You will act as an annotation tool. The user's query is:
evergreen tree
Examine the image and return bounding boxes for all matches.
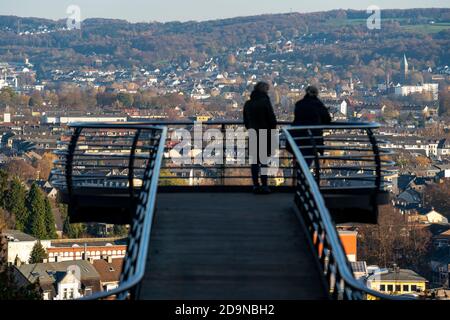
[61,205,85,239]
[63,215,85,239]
[63,215,73,238]
[0,169,9,207]
[113,224,128,236]
[4,178,28,232]
[28,241,48,264]
[26,184,47,239]
[43,198,57,239]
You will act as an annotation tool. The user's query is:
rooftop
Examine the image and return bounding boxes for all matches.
[50,237,127,248]
[16,260,100,284]
[368,269,428,283]
[3,229,37,242]
[93,258,123,283]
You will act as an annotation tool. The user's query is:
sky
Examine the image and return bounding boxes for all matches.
[0,0,449,22]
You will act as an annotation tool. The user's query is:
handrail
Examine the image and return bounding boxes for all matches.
[52,122,167,300]
[67,120,380,128]
[148,120,395,192]
[86,127,167,300]
[84,125,166,300]
[283,126,412,300]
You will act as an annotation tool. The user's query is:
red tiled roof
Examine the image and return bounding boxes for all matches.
[92,258,123,283]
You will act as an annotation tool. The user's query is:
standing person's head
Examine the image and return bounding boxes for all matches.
[253,81,270,94]
[305,85,319,98]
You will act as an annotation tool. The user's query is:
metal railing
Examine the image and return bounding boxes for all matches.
[283,124,411,300]
[157,120,290,187]
[54,120,395,191]
[51,123,167,300]
[285,122,395,191]
[154,120,394,193]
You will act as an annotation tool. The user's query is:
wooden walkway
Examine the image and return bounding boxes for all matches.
[139,192,327,300]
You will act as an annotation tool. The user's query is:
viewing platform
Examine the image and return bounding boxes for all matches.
[51,121,402,300]
[142,192,326,299]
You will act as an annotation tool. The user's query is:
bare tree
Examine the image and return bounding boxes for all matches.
[358,204,431,275]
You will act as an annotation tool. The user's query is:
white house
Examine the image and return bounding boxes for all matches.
[3,230,51,265]
[424,209,449,225]
[438,139,450,158]
[394,83,439,100]
[340,100,348,117]
[54,270,82,300]
[13,260,101,300]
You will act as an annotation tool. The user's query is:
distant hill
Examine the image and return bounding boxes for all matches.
[0,8,448,72]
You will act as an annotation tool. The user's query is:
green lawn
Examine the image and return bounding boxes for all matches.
[401,23,450,34]
[326,18,450,34]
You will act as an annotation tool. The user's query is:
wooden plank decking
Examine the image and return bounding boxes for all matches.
[139,192,327,300]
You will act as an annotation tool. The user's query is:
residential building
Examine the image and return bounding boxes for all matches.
[13,260,102,300]
[338,230,358,262]
[2,230,126,265]
[430,248,450,288]
[423,209,449,225]
[366,267,428,296]
[2,230,51,265]
[394,83,439,100]
[41,115,127,125]
[92,257,123,292]
[47,238,127,263]
[433,229,450,248]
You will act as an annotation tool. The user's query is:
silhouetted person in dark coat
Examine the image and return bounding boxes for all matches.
[244,82,277,194]
[292,86,331,166]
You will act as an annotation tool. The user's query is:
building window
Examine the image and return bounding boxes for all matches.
[395,285,401,292]
[63,288,68,299]
[69,288,74,299]
[85,288,92,296]
[403,285,409,292]
[387,285,393,292]
[411,285,418,292]
[380,285,386,291]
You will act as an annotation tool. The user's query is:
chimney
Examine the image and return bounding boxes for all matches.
[392,263,400,273]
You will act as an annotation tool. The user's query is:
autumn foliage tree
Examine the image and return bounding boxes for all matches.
[33,153,57,180]
[4,159,37,182]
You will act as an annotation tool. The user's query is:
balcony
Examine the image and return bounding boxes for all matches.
[51,120,404,300]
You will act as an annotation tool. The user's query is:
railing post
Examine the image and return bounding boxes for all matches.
[221,123,226,186]
[128,129,142,199]
[66,127,82,200]
[307,129,321,185]
[367,128,381,214]
[367,128,381,190]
